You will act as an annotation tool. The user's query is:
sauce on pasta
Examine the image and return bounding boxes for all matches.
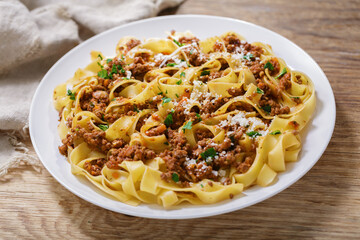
[53,31,316,207]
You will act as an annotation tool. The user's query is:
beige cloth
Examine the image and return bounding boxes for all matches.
[0,0,183,176]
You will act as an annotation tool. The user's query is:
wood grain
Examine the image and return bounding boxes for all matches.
[1,0,360,239]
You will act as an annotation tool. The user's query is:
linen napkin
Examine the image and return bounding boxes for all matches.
[0,0,183,176]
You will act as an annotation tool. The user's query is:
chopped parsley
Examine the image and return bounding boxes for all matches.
[200,148,217,159]
[167,63,176,67]
[182,121,193,132]
[111,98,116,101]
[246,131,262,138]
[133,105,140,113]
[173,39,184,47]
[180,72,185,78]
[175,93,179,98]
[172,172,179,182]
[200,70,210,76]
[164,113,173,127]
[97,54,103,60]
[98,124,109,131]
[243,53,254,60]
[176,79,182,85]
[97,62,103,68]
[106,59,112,64]
[162,97,172,105]
[270,130,281,135]
[157,91,163,95]
[200,184,204,188]
[275,68,287,79]
[66,89,76,100]
[189,49,194,55]
[262,105,271,114]
[196,113,202,121]
[97,69,109,79]
[291,96,300,99]
[121,54,125,60]
[256,87,264,94]
[164,142,169,145]
[264,61,274,70]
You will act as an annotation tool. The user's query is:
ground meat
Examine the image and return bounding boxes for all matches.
[201,97,230,114]
[146,124,167,136]
[106,142,156,168]
[236,156,254,173]
[278,72,292,90]
[268,58,280,75]
[198,71,222,82]
[58,144,68,156]
[126,39,141,51]
[223,35,241,53]
[227,101,255,112]
[227,87,245,97]
[213,41,225,52]
[165,129,191,152]
[259,96,290,116]
[249,61,265,79]
[80,124,113,152]
[127,56,153,80]
[184,47,208,66]
[178,36,200,45]
[84,158,106,176]
[195,129,213,141]
[80,86,109,119]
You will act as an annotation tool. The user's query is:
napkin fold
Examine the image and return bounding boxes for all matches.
[0,0,183,176]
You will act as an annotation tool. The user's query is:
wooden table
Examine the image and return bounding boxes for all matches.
[1,0,359,239]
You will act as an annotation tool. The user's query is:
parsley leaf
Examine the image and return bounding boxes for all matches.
[291,96,300,99]
[200,148,217,159]
[164,142,169,145]
[172,172,179,182]
[261,105,271,113]
[97,69,109,79]
[270,130,281,135]
[66,89,76,100]
[97,54,103,60]
[167,63,176,67]
[176,79,182,85]
[106,59,112,64]
[243,53,254,60]
[121,54,125,60]
[175,93,179,98]
[180,72,185,78]
[111,98,116,101]
[264,61,274,70]
[162,97,171,105]
[182,121,193,132]
[97,62,103,68]
[246,131,262,137]
[196,113,202,121]
[256,87,264,94]
[200,70,210,76]
[200,184,204,188]
[275,68,287,79]
[164,113,173,127]
[189,49,194,55]
[173,39,184,47]
[133,105,140,113]
[98,124,109,131]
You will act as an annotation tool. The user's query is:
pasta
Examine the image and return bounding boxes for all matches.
[53,31,316,207]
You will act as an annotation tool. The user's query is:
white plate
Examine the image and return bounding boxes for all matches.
[29,15,336,219]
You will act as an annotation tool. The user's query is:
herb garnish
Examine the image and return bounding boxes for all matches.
[172,172,179,182]
[256,87,264,94]
[176,79,182,85]
[97,54,103,60]
[173,39,184,47]
[200,148,217,159]
[264,61,274,70]
[133,105,140,113]
[243,53,254,61]
[275,68,287,79]
[196,113,202,121]
[98,124,109,131]
[182,121,193,132]
[261,105,271,113]
[97,69,109,79]
[66,89,76,100]
[180,72,185,78]
[270,130,281,135]
[246,131,262,137]
[164,113,173,127]
[162,97,172,105]
[175,93,179,98]
[106,59,112,64]
[200,70,210,76]
[167,63,176,67]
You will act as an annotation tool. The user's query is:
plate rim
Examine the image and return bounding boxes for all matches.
[29,14,336,219]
